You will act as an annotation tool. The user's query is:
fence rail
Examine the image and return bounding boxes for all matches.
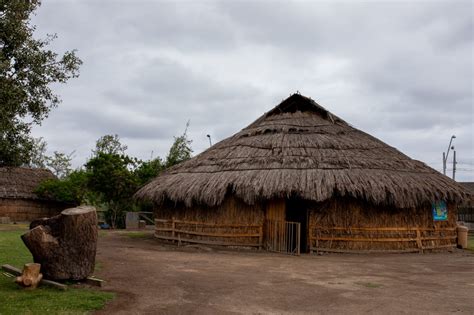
[155,218,263,248]
[309,226,457,254]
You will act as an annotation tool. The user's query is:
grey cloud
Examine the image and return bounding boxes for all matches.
[29,0,473,180]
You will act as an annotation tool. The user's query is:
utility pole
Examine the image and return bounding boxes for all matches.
[443,135,456,175]
[452,149,456,180]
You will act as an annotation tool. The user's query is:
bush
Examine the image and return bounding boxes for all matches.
[36,170,89,205]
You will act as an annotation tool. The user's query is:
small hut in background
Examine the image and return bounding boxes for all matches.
[0,167,67,223]
[136,94,467,254]
[458,182,474,226]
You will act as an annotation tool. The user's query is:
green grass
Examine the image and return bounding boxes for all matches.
[98,230,109,237]
[468,235,474,251]
[0,228,114,315]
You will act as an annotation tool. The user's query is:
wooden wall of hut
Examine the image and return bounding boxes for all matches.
[266,199,285,221]
[0,199,66,222]
[308,197,458,253]
[154,196,265,248]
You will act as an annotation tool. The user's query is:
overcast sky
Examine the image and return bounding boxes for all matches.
[31,0,473,181]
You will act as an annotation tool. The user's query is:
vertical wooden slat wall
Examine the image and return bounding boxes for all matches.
[266,199,286,221]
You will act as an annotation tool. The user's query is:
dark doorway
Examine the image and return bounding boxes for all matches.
[286,198,309,253]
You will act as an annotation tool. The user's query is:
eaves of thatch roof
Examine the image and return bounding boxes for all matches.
[459,182,474,205]
[135,94,468,208]
[0,167,56,200]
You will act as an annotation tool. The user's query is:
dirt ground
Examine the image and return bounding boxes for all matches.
[95,231,474,315]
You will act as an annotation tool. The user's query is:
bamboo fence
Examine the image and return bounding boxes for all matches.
[309,225,457,253]
[155,218,263,248]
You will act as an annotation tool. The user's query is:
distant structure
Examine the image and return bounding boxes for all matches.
[458,182,474,224]
[136,93,468,254]
[0,167,67,222]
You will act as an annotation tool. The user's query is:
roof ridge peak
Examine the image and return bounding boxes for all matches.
[262,93,347,125]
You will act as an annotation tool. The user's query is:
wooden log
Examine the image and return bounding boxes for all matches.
[21,206,98,281]
[1,264,22,276]
[15,263,43,289]
[85,276,105,287]
[2,264,67,290]
[41,278,68,291]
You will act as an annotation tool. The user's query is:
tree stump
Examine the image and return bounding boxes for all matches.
[15,263,43,289]
[21,206,98,281]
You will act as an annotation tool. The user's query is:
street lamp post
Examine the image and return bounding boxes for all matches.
[206,134,212,147]
[442,135,456,176]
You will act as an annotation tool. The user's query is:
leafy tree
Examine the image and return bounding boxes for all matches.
[35,170,89,205]
[28,137,73,178]
[0,0,82,166]
[165,121,193,168]
[35,129,195,228]
[46,150,73,179]
[85,153,139,228]
[28,137,48,168]
[93,134,128,156]
[134,157,163,185]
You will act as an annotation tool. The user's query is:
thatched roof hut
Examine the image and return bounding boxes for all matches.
[0,167,55,199]
[0,167,66,222]
[137,94,467,253]
[137,94,465,207]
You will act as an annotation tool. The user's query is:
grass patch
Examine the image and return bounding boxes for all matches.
[0,229,114,314]
[355,281,383,289]
[467,235,474,252]
[98,230,109,237]
[121,231,153,239]
[0,223,30,232]
[0,230,32,267]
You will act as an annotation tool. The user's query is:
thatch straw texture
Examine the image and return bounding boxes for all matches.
[459,182,474,206]
[0,167,56,200]
[136,94,467,208]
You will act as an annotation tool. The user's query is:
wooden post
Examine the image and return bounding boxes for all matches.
[258,225,263,250]
[316,230,320,255]
[3,264,67,290]
[171,217,175,242]
[416,228,423,253]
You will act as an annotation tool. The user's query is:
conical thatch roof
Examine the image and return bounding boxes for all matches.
[136,94,467,208]
[0,167,56,200]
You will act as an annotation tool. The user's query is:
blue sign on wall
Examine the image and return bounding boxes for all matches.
[432,201,448,221]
